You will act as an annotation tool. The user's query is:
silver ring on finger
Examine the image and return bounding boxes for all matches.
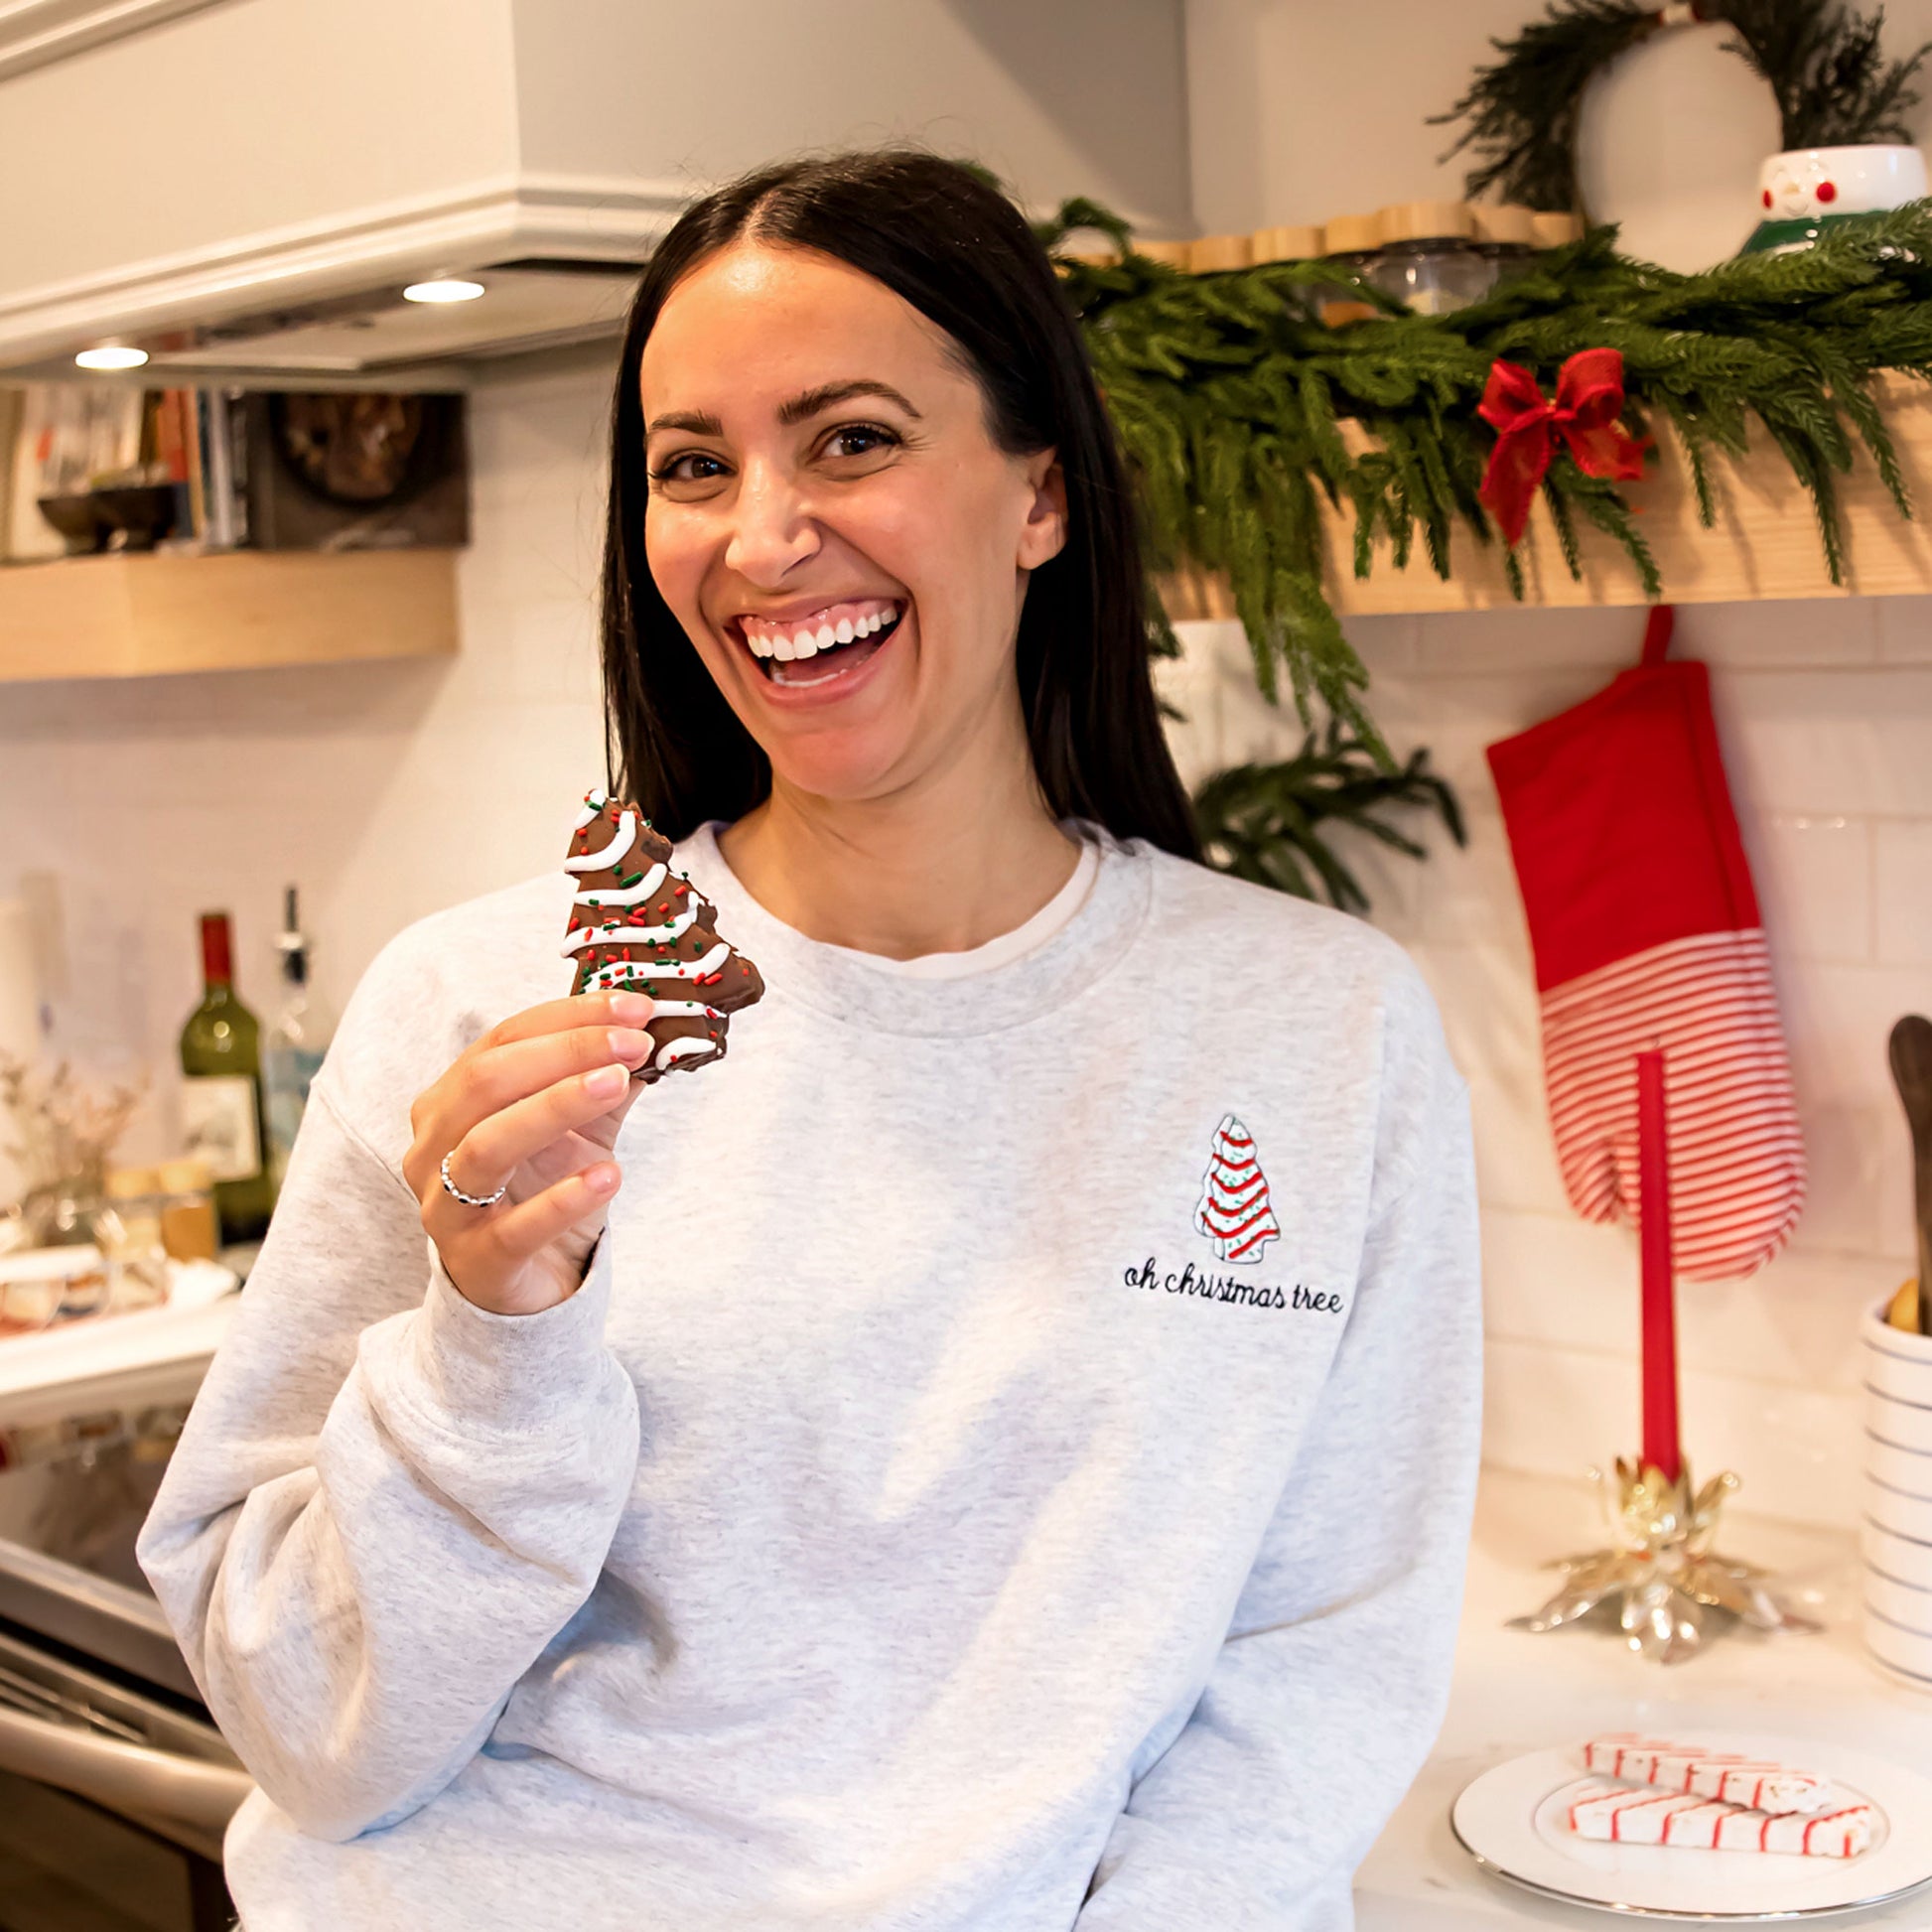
[440,1150,508,1209]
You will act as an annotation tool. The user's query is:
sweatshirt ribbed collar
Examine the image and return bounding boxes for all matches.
[678,821,1152,1039]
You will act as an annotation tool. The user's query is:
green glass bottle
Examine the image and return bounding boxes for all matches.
[178,911,275,1244]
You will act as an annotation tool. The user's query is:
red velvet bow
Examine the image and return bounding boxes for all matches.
[1477,347,1647,547]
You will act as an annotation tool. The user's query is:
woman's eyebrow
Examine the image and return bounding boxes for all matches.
[644,381,922,441]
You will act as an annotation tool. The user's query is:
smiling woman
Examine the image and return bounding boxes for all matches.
[600,150,1198,956]
[136,149,1482,1932]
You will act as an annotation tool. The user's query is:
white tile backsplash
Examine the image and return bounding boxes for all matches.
[1875,820,1932,966]
[1749,814,1873,965]
[4,360,1926,1533]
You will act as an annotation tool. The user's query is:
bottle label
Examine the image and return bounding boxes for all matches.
[180,1074,262,1182]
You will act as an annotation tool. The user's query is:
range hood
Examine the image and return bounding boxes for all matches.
[0,0,1193,388]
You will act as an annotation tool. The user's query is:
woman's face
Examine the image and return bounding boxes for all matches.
[638,243,1065,805]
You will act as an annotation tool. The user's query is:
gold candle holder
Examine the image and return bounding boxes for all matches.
[1511,1457,1817,1664]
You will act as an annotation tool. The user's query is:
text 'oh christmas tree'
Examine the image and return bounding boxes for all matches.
[1194,1115,1280,1264]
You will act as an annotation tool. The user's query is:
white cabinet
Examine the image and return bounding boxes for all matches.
[0,0,1193,375]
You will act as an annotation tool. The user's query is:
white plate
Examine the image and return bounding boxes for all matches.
[1452,1735,1932,1920]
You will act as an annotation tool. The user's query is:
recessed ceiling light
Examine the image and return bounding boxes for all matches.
[74,345,149,370]
[402,278,485,305]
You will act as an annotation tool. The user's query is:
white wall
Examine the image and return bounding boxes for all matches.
[1,352,616,1137]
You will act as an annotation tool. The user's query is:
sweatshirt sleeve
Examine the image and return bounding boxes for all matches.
[136,954,640,1843]
[1075,984,1482,1932]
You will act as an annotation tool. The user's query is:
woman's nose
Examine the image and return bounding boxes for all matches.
[724,460,819,582]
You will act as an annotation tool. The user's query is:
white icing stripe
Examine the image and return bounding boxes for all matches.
[655,1036,718,1069]
[576,863,667,906]
[573,788,610,829]
[581,961,648,991]
[642,1000,718,1021]
[562,920,656,957]
[621,941,731,981]
[564,810,635,872]
[560,907,700,960]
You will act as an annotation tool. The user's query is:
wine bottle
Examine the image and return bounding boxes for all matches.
[263,886,334,1191]
[178,911,275,1244]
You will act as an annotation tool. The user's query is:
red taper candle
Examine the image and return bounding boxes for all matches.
[1636,1048,1682,1483]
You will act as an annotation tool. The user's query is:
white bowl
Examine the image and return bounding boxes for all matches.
[1870,1388,1932,1454]
[1863,1299,1932,1689]
[1867,1433,1932,1500]
[1868,1477,1932,1543]
[1864,1517,1932,1590]
[1865,1608,1932,1694]
[1863,1299,1932,1397]
[1758,143,1929,221]
[1866,1566,1932,1635]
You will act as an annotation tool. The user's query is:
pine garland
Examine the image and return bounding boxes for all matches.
[1193,726,1465,910]
[1046,200,1932,759]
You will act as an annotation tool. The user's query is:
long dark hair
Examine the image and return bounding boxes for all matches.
[599,148,1199,861]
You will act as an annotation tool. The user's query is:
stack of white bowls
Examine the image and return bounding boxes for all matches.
[1863,1294,1932,1691]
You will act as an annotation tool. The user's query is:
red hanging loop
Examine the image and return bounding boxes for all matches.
[1640,603,1675,667]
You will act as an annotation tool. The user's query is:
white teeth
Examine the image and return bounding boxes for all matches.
[744,604,899,667]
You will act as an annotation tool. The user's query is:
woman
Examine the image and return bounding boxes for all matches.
[140,150,1481,1932]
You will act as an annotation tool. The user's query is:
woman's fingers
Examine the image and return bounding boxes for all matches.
[480,988,655,1048]
[407,1021,654,1187]
[445,1061,634,1200]
[442,1164,622,1295]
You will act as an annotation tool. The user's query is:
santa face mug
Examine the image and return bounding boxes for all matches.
[1743,143,1928,254]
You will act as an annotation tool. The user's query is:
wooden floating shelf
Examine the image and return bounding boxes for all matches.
[0,547,460,681]
[1161,373,1932,621]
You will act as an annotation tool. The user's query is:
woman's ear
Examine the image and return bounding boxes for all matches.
[1017,449,1067,570]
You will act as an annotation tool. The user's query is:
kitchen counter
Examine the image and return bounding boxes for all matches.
[1358,1467,1931,1929]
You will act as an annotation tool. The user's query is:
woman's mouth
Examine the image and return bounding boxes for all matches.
[735,597,904,689]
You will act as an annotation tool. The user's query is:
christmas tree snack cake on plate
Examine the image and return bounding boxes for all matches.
[1569,1736,1872,1860]
[562,788,763,1082]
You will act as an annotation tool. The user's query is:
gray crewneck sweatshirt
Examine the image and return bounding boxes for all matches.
[138,826,1480,1932]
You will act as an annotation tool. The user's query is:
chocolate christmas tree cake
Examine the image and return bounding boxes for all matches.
[561,788,764,1082]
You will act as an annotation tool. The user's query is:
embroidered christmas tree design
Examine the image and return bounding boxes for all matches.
[1194,1115,1280,1264]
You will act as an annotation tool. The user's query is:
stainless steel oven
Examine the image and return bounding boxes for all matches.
[0,1352,250,1932]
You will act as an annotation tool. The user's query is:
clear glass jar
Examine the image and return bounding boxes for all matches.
[157,1157,219,1263]
[1472,204,1540,287]
[1366,202,1495,316]
[102,1164,171,1308]
[1314,213,1383,327]
[1249,223,1328,321]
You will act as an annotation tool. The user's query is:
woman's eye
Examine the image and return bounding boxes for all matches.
[656,450,730,483]
[644,425,893,490]
[822,423,899,461]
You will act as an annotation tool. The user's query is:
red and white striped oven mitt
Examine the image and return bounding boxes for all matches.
[1485,609,1805,1281]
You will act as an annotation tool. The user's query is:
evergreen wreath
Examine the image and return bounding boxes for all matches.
[1436,0,1932,213]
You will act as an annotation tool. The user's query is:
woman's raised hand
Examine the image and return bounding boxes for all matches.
[403,990,656,1316]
